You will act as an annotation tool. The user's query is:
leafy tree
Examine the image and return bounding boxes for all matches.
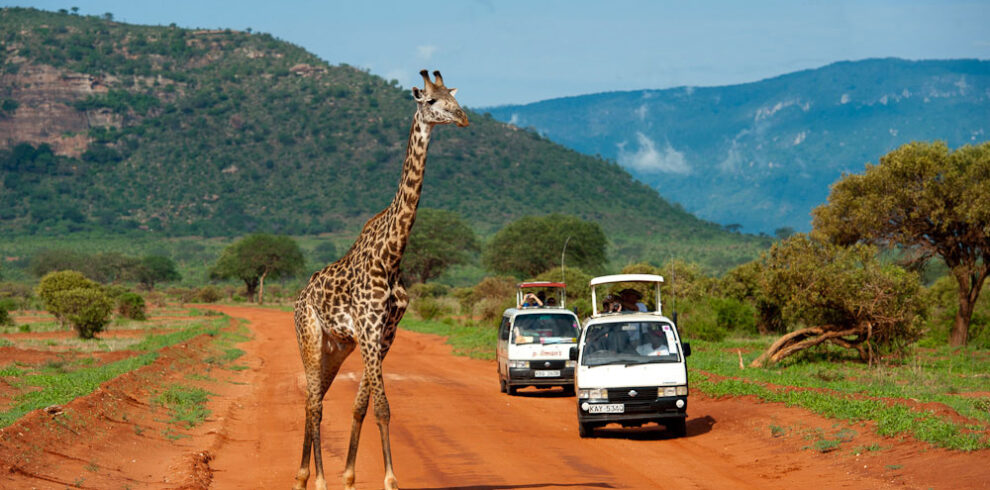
[774,227,796,240]
[134,255,181,290]
[311,241,339,266]
[749,235,923,367]
[404,209,479,284]
[90,252,140,284]
[29,249,90,278]
[483,214,607,278]
[210,234,304,304]
[36,270,114,337]
[50,287,114,339]
[812,141,990,346]
[36,270,98,327]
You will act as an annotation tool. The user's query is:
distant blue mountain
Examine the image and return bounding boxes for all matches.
[484,58,990,233]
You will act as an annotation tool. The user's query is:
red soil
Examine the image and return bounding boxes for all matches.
[0,305,986,489]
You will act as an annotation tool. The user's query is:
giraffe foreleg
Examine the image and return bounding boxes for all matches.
[372,364,398,490]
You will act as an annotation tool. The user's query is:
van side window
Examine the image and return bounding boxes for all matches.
[499,317,511,340]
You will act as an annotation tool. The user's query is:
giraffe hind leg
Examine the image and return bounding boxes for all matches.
[295,305,353,490]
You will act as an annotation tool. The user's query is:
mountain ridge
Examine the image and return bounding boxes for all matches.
[0,7,768,272]
[484,57,990,233]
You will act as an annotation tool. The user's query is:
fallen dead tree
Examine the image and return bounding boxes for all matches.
[749,235,923,367]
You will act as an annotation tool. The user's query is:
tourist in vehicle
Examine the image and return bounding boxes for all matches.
[635,329,670,356]
[602,294,621,313]
[619,289,647,312]
[521,292,544,307]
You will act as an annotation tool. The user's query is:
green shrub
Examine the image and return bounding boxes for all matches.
[50,288,115,339]
[413,297,445,320]
[36,270,99,326]
[196,285,222,303]
[409,282,450,300]
[711,296,757,334]
[0,298,15,326]
[117,292,147,320]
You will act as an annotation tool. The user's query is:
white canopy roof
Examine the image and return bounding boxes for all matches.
[589,274,664,287]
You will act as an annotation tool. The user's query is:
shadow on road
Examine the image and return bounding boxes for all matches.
[591,414,717,440]
[405,483,615,490]
[510,388,573,398]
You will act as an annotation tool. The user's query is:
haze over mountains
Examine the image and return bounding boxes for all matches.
[485,59,990,233]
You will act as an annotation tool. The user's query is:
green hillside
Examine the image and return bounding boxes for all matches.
[0,8,767,273]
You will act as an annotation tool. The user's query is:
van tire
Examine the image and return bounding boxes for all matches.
[507,385,518,396]
[667,418,687,437]
[578,422,594,438]
[499,378,507,393]
[561,385,575,396]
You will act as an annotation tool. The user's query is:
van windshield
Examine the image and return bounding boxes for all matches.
[512,314,580,345]
[581,321,680,366]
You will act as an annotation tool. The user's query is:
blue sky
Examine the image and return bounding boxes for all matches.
[4,1,989,107]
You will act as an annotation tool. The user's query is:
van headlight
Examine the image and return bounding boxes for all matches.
[508,360,530,369]
[578,388,607,400]
[661,385,689,396]
[565,360,577,368]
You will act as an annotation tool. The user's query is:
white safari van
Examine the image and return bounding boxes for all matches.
[496,282,581,396]
[570,274,691,437]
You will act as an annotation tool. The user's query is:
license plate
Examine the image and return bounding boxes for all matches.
[534,370,560,377]
[589,403,624,414]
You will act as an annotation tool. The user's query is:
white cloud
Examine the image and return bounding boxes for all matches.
[416,45,438,60]
[840,93,850,104]
[793,131,807,145]
[617,132,690,175]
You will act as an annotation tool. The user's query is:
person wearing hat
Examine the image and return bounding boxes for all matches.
[619,288,647,312]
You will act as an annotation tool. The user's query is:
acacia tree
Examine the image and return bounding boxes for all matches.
[210,234,304,304]
[812,141,990,346]
[483,214,607,278]
[403,209,479,284]
[133,255,181,290]
[749,235,923,367]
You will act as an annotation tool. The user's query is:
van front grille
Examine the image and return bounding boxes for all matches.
[607,387,658,402]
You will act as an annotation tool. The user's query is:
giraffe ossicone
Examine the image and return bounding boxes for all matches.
[292,70,468,490]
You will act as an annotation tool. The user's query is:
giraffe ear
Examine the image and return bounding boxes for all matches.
[412,86,425,102]
[448,88,458,97]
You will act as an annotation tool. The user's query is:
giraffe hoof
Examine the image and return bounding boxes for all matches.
[385,475,399,490]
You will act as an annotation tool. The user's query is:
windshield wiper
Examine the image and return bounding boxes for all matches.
[623,358,666,366]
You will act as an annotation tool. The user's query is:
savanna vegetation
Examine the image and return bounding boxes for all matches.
[0,7,986,453]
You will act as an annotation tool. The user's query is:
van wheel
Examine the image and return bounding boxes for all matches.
[578,422,594,438]
[561,385,575,396]
[507,385,518,396]
[499,378,507,393]
[667,418,687,437]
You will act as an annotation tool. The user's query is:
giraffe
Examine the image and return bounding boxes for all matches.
[292,70,468,490]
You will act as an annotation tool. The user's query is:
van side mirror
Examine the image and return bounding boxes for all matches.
[682,342,691,357]
[569,346,578,361]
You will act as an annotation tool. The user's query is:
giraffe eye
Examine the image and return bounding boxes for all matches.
[427,99,437,105]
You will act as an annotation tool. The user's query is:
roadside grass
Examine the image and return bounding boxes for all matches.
[394,314,989,451]
[153,384,211,429]
[688,337,990,451]
[399,317,497,360]
[0,312,232,429]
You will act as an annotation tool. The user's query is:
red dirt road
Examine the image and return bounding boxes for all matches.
[2,305,987,489]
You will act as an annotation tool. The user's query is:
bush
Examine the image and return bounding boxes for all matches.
[117,292,147,320]
[413,296,445,320]
[196,285,222,303]
[36,270,99,327]
[50,288,114,338]
[710,296,757,334]
[0,298,15,326]
[409,282,450,300]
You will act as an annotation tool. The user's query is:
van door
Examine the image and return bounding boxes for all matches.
[497,315,511,377]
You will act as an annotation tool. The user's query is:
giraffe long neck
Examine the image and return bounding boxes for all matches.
[381,111,432,266]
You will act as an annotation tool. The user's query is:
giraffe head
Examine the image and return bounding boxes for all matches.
[411,70,469,127]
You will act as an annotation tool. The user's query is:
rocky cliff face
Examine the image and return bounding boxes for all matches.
[0,63,117,157]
